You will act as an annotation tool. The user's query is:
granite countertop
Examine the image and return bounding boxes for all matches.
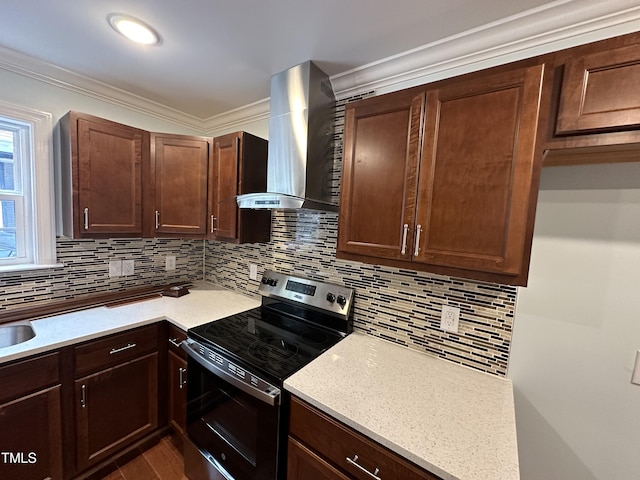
[0,281,260,364]
[284,332,519,480]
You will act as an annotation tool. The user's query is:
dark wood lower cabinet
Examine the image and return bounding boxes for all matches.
[288,437,351,480]
[0,385,63,480]
[288,396,440,480]
[74,352,159,471]
[167,350,187,435]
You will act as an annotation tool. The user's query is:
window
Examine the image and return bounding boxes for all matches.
[0,102,56,271]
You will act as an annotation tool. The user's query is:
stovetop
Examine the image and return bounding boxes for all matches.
[188,303,346,384]
[187,270,355,385]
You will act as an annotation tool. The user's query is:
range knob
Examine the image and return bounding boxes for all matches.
[267,278,278,287]
[261,276,268,284]
[326,292,336,303]
[336,295,347,308]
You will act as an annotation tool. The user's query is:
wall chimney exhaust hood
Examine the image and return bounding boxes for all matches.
[236,61,337,212]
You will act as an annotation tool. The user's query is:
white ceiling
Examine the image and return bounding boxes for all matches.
[0,0,561,120]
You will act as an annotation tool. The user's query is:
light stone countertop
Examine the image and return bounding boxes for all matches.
[0,281,260,365]
[284,332,519,480]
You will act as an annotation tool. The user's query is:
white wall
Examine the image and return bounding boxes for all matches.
[508,162,640,480]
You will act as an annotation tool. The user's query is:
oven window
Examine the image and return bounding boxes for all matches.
[202,384,258,465]
[186,356,280,480]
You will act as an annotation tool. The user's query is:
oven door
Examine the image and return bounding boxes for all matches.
[183,340,282,480]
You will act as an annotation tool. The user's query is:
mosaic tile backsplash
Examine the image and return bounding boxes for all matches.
[0,238,203,313]
[205,96,517,377]
[1,95,517,376]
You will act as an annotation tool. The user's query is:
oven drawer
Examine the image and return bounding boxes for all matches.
[75,324,158,376]
[289,396,440,480]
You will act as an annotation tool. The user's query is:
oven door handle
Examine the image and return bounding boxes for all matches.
[182,339,281,406]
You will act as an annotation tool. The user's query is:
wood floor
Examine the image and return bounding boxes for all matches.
[100,436,188,480]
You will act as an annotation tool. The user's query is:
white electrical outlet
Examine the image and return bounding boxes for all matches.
[440,305,460,333]
[109,260,122,278]
[122,260,135,276]
[166,256,176,271]
[249,263,258,280]
[632,350,640,386]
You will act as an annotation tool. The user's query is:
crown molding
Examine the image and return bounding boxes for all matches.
[330,0,640,98]
[0,44,205,131]
[200,97,270,136]
[0,0,639,132]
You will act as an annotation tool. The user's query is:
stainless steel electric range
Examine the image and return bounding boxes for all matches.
[182,270,354,480]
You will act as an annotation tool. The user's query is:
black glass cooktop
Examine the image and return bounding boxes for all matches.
[188,303,346,384]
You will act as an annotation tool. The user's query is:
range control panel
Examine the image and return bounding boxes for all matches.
[258,270,354,319]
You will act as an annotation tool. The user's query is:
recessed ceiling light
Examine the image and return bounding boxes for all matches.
[108,14,161,46]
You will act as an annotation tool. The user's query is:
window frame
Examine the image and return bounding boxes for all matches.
[0,101,57,272]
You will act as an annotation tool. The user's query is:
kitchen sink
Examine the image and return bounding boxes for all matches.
[0,324,35,348]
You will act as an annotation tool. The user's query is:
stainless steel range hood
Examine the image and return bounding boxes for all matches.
[236,61,337,212]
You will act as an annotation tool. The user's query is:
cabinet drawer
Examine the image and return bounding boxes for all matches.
[0,352,60,403]
[167,323,187,359]
[289,397,440,480]
[75,324,158,376]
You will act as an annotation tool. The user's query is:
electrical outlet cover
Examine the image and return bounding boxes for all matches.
[109,260,122,278]
[632,350,640,386]
[440,305,460,333]
[122,260,134,276]
[166,256,176,271]
[249,264,258,280]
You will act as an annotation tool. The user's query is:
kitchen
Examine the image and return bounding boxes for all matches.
[1,1,639,479]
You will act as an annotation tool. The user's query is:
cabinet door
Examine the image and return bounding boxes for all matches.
[209,133,240,240]
[75,114,147,236]
[288,437,351,480]
[0,386,63,480]
[152,134,210,236]
[75,353,158,470]
[414,64,545,278]
[556,44,640,135]
[168,350,187,435]
[337,90,424,260]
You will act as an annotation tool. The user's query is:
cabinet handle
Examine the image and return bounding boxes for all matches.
[400,224,409,255]
[169,338,183,348]
[83,208,89,230]
[81,384,87,408]
[179,367,187,389]
[155,210,160,229]
[414,224,422,257]
[109,343,137,355]
[346,455,381,480]
[210,215,216,233]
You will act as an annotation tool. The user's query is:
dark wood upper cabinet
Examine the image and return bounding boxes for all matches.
[338,63,547,286]
[60,111,149,238]
[208,131,271,243]
[149,134,211,237]
[337,90,424,260]
[556,43,640,135]
[415,64,545,277]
